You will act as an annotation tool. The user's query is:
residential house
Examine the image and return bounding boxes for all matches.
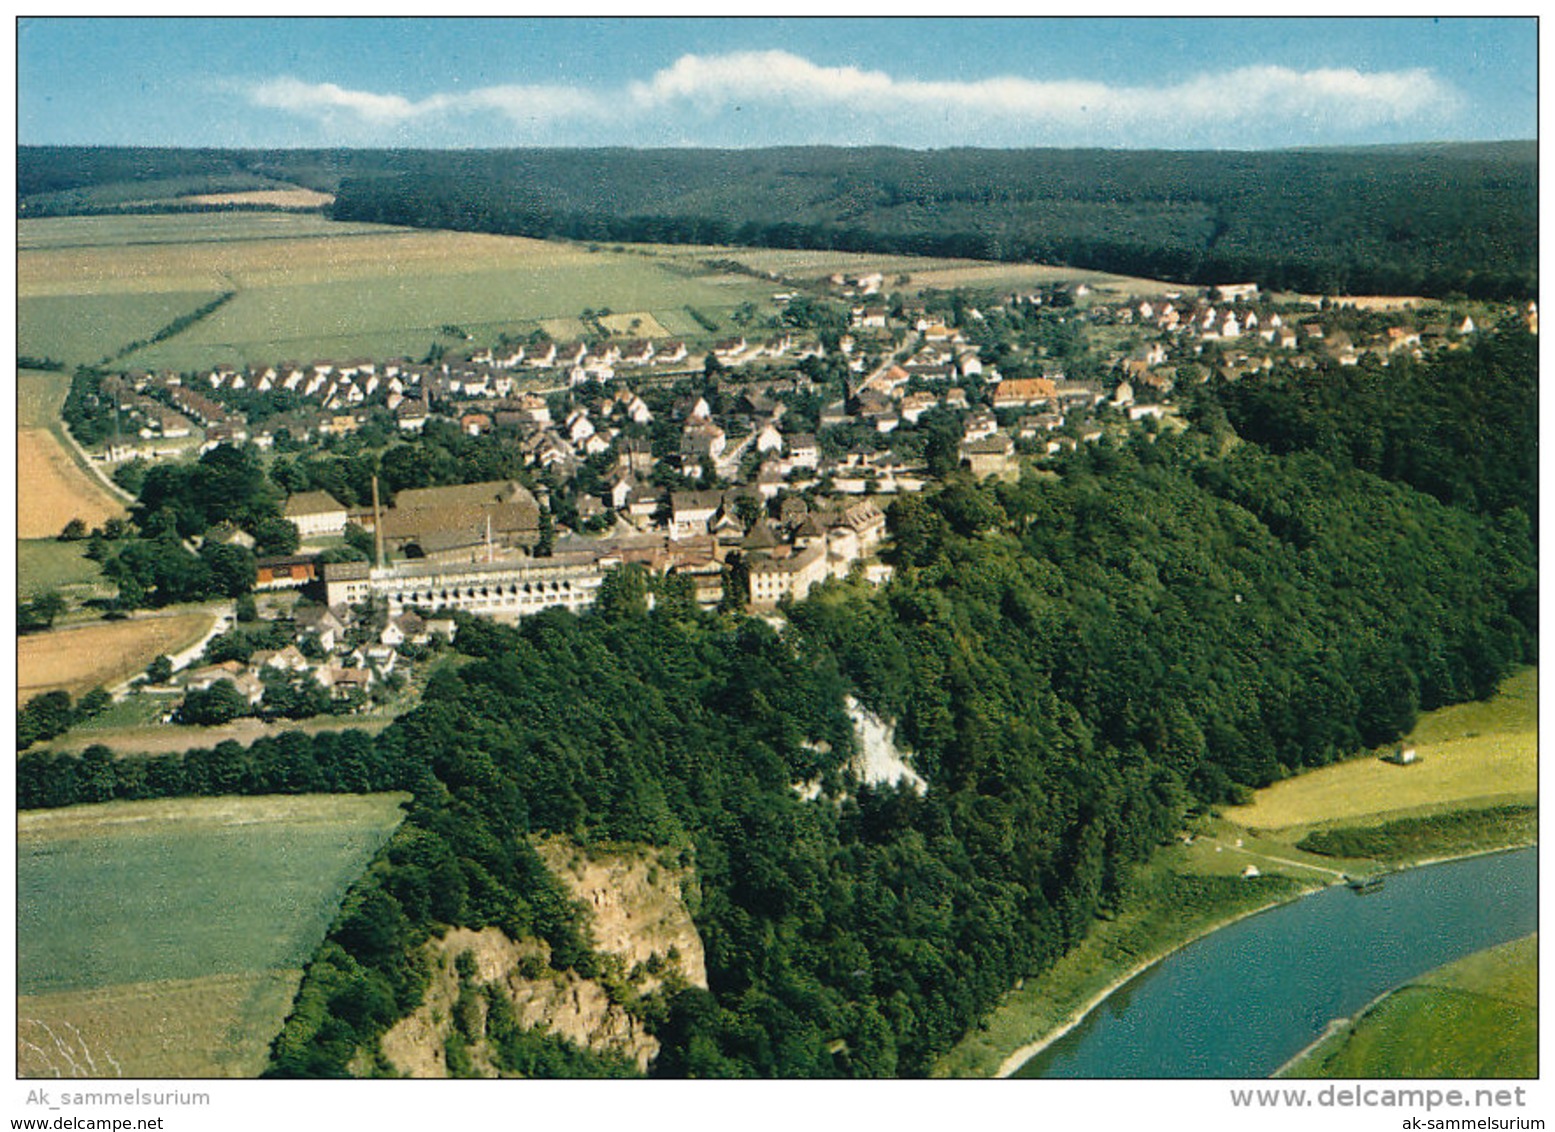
[992,378,1057,409]
[748,543,829,609]
[960,434,1017,480]
[669,490,724,541]
[279,491,348,544]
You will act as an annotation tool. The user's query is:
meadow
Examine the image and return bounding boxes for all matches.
[17,794,408,1077]
[1282,934,1537,1079]
[18,610,216,706]
[1225,667,1538,833]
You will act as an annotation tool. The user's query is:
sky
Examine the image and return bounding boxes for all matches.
[15,16,1539,151]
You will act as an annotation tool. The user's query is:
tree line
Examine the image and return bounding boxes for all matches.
[19,144,1537,300]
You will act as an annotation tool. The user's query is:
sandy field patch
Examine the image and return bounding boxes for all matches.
[17,429,127,538]
[17,792,410,841]
[18,610,215,706]
[539,316,589,340]
[179,189,335,209]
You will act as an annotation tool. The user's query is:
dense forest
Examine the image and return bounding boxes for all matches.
[19,330,1537,1077]
[18,143,1537,299]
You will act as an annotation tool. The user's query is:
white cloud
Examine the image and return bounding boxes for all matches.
[246,52,1461,146]
[250,78,445,123]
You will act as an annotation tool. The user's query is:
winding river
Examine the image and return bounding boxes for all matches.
[1015,846,1537,1078]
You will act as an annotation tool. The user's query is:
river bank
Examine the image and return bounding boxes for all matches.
[990,892,1306,1078]
[939,668,1538,1080]
[982,839,1530,1076]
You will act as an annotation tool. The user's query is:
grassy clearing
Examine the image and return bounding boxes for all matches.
[646,244,1186,297]
[18,609,215,706]
[599,310,671,337]
[1282,934,1537,1079]
[1225,669,1538,833]
[180,189,334,208]
[1295,805,1537,865]
[17,539,106,601]
[908,262,1183,296]
[17,793,407,1077]
[650,307,719,337]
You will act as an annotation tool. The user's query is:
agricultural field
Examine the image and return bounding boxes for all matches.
[18,794,408,1077]
[19,290,229,367]
[18,211,388,251]
[17,366,131,540]
[180,188,334,209]
[1282,934,1537,1078]
[18,213,783,374]
[17,429,128,538]
[17,609,216,706]
[44,709,401,757]
[1225,668,1538,833]
[18,367,71,427]
[645,244,1186,298]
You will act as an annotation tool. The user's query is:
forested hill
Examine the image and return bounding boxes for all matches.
[17,329,1537,1078]
[18,142,1537,300]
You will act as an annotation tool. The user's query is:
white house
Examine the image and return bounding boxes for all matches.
[284,491,349,539]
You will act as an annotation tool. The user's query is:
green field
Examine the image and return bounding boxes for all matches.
[18,211,391,250]
[18,794,407,1077]
[19,213,783,372]
[20,290,228,367]
[18,367,72,428]
[1226,668,1538,833]
[17,538,106,601]
[1283,935,1538,1078]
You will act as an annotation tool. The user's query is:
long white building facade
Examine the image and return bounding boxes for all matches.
[324,552,607,622]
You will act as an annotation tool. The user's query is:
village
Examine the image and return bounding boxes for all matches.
[74,275,1534,732]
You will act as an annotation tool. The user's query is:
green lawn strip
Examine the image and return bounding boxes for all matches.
[1294,805,1537,865]
[1281,935,1537,1079]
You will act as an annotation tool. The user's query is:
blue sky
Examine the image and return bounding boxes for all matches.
[16,17,1538,150]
